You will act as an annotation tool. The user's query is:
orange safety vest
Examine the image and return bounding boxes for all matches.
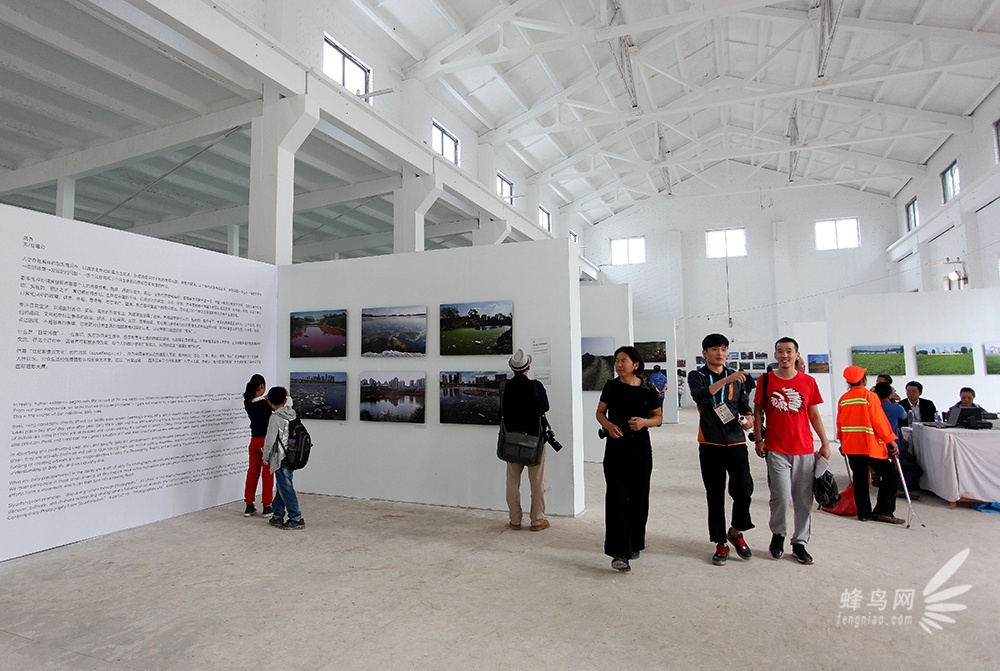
[836,386,897,459]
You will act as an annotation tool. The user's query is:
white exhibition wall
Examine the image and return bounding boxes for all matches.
[279,238,586,516]
[0,204,277,562]
[828,288,1000,418]
[582,162,898,367]
[580,283,633,462]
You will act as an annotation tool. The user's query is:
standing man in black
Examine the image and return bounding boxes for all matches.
[688,334,755,566]
[501,348,551,531]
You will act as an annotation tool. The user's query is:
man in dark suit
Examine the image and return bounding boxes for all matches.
[899,380,937,423]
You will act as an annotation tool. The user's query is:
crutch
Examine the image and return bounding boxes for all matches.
[892,453,926,529]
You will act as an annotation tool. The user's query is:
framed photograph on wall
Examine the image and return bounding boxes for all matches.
[361,306,427,357]
[439,301,513,355]
[290,372,346,420]
[582,336,615,391]
[359,372,425,423]
[807,354,830,374]
[851,345,905,376]
[439,371,510,425]
[290,310,347,357]
[635,341,667,363]
[915,343,975,376]
[986,342,1000,374]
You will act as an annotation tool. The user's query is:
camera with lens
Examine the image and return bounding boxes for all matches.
[598,427,608,439]
[542,422,563,451]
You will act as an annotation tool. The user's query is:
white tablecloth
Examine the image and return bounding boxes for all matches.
[910,423,1000,503]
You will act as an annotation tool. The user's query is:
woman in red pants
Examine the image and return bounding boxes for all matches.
[243,374,274,517]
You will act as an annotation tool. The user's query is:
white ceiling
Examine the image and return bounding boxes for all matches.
[1,0,999,260]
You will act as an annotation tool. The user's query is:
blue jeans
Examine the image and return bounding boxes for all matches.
[271,459,302,522]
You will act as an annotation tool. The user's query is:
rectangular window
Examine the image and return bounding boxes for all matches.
[538,206,551,232]
[941,161,960,203]
[815,217,860,250]
[432,121,459,165]
[497,172,514,205]
[705,228,747,258]
[611,236,645,265]
[905,198,919,232]
[323,37,371,100]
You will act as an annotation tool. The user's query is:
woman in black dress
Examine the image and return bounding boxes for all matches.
[596,346,663,571]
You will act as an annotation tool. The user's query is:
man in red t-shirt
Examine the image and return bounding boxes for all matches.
[752,337,831,565]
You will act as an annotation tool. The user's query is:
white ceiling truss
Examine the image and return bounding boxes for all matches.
[0,0,998,260]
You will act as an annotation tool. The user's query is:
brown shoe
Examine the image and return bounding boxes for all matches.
[530,519,550,531]
[509,522,521,530]
[874,514,906,525]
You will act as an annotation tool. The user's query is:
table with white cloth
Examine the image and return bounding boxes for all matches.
[908,423,1000,506]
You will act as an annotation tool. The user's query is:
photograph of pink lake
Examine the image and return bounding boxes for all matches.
[290,310,347,357]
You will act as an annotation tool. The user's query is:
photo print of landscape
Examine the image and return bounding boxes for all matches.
[851,345,905,376]
[634,341,666,363]
[359,372,425,423]
[987,342,1000,374]
[582,336,615,391]
[915,343,975,375]
[361,306,427,357]
[290,309,347,357]
[439,371,510,425]
[439,301,513,355]
[290,372,347,420]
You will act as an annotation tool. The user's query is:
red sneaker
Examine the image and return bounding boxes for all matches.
[712,543,729,565]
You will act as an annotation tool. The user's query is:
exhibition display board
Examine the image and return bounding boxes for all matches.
[0,204,276,562]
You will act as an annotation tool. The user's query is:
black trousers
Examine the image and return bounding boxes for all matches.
[698,443,755,543]
[847,454,899,519]
[603,436,653,559]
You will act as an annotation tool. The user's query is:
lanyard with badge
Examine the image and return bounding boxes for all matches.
[709,371,736,424]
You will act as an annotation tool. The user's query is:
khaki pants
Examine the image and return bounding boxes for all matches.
[506,447,546,525]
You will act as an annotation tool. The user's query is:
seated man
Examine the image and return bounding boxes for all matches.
[898,380,937,424]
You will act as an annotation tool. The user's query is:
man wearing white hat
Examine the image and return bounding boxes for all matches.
[501,348,551,531]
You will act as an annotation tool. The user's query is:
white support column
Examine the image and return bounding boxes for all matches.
[247,93,319,265]
[961,210,982,288]
[400,78,429,144]
[478,141,497,189]
[917,240,937,292]
[227,223,241,257]
[393,173,442,253]
[525,182,541,231]
[471,214,510,245]
[55,177,75,219]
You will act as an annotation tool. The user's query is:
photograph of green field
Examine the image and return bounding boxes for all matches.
[986,343,1000,374]
[915,343,974,375]
[440,301,512,355]
[850,345,905,376]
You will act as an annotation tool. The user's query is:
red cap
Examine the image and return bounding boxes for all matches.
[843,365,867,384]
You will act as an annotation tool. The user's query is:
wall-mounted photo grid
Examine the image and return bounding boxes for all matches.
[290,372,347,420]
[362,306,426,357]
[440,301,512,355]
[290,309,346,357]
[360,372,425,423]
[440,371,511,425]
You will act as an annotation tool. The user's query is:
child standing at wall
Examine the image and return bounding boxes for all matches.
[264,387,305,530]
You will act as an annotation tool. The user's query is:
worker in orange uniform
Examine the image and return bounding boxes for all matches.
[836,365,904,524]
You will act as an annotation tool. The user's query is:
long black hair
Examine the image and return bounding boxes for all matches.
[243,374,266,401]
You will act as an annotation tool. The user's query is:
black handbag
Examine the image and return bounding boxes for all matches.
[497,380,545,466]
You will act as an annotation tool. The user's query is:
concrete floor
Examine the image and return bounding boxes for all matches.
[1,414,997,671]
